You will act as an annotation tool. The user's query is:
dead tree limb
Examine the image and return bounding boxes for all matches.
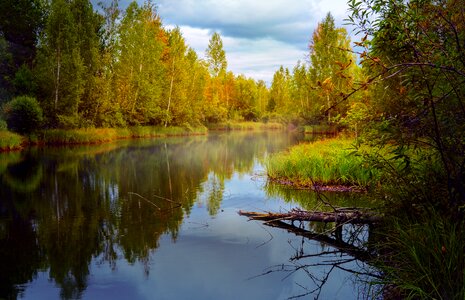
[238,208,382,224]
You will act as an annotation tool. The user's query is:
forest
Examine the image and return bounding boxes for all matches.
[1,0,465,298]
[0,0,358,133]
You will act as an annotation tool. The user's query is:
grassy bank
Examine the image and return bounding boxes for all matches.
[207,121,284,131]
[303,124,338,134]
[0,122,286,151]
[0,130,24,151]
[0,126,208,151]
[40,125,207,145]
[266,138,381,188]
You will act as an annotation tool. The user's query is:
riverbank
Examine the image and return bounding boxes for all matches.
[0,121,286,152]
[265,136,464,298]
[206,121,285,131]
[0,126,208,151]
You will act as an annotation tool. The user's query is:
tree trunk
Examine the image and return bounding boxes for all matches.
[165,59,175,127]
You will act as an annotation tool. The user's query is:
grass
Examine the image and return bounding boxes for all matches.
[40,125,208,145]
[373,211,465,299]
[303,124,338,134]
[0,130,24,151]
[266,138,382,188]
[207,121,284,131]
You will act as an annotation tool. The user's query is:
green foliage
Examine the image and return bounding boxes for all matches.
[0,0,45,99]
[347,0,465,297]
[13,64,37,96]
[0,130,24,150]
[349,0,465,212]
[0,117,7,130]
[3,96,43,134]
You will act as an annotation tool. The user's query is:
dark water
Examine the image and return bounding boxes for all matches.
[0,131,376,300]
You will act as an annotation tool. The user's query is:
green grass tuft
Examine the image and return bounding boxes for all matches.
[266,138,381,187]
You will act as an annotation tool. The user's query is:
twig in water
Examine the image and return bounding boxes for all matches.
[256,225,274,249]
[128,192,160,210]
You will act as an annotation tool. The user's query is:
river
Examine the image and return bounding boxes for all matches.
[0,131,377,300]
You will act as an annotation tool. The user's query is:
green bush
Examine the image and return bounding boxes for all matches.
[3,96,43,134]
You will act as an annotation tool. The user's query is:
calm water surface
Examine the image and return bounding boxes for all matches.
[0,131,375,300]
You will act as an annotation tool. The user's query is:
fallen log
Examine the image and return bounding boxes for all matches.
[238,208,382,224]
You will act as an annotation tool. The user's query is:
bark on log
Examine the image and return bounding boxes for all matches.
[238,208,381,224]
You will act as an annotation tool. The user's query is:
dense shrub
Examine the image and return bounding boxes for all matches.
[3,96,43,134]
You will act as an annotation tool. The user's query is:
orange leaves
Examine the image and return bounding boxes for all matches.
[334,59,352,70]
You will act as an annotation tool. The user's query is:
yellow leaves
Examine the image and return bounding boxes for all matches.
[322,77,332,85]
[334,59,352,71]
[335,61,345,68]
[321,77,334,92]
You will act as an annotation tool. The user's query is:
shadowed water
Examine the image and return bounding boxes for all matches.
[0,131,377,300]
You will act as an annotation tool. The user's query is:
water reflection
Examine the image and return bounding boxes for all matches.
[263,180,381,298]
[0,132,305,299]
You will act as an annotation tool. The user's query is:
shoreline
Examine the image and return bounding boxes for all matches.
[0,122,286,152]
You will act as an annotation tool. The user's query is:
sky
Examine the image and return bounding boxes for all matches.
[117,0,355,84]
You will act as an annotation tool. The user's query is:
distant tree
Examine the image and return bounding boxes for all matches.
[309,13,355,123]
[205,32,227,77]
[233,75,258,121]
[185,48,209,125]
[268,66,292,120]
[291,61,313,121]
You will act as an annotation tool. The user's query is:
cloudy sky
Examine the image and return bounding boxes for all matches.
[119,0,355,83]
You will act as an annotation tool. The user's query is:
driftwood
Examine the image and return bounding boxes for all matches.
[238,208,382,224]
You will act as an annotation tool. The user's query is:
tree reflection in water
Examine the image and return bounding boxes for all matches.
[259,182,383,299]
[0,132,304,299]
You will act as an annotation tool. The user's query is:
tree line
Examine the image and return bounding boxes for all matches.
[0,0,361,131]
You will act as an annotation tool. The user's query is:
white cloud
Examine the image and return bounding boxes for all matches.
[156,0,355,83]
